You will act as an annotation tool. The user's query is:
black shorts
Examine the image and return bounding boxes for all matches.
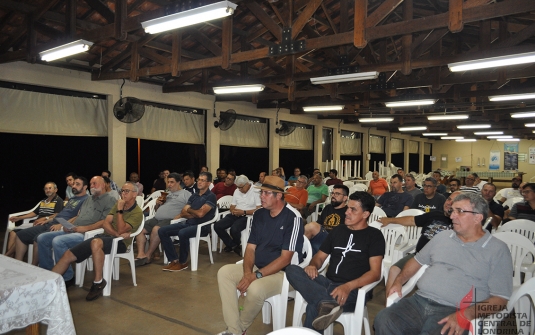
[16,223,53,245]
[70,234,127,263]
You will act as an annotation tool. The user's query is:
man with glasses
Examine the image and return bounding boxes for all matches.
[505,183,535,222]
[376,174,413,217]
[212,173,237,200]
[134,172,190,266]
[410,177,446,213]
[216,175,303,335]
[286,175,309,215]
[214,175,261,256]
[446,178,461,196]
[159,172,217,271]
[460,173,480,194]
[305,184,350,254]
[375,192,513,335]
[36,176,116,284]
[403,174,421,198]
[288,167,301,186]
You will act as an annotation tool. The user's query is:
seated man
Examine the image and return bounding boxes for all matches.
[216,176,304,335]
[101,170,118,191]
[6,182,64,257]
[379,191,462,294]
[286,191,384,331]
[214,168,228,185]
[304,174,329,218]
[397,169,405,184]
[402,173,421,198]
[506,182,535,222]
[129,172,144,196]
[158,172,217,271]
[375,192,513,335]
[64,172,77,201]
[376,174,413,217]
[285,175,309,215]
[214,175,261,255]
[151,169,169,193]
[367,171,388,199]
[432,171,447,195]
[325,169,343,186]
[305,184,349,254]
[460,173,480,194]
[37,176,117,283]
[103,176,120,200]
[212,173,237,200]
[14,177,89,265]
[446,178,461,196]
[182,170,199,194]
[497,177,522,205]
[481,183,504,231]
[52,181,143,301]
[134,173,190,266]
[410,177,446,213]
[287,167,301,186]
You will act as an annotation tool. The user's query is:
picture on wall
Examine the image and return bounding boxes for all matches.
[489,151,500,170]
[504,143,519,171]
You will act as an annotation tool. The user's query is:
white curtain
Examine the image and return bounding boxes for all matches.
[340,137,361,155]
[424,143,432,155]
[391,138,404,154]
[409,141,419,153]
[220,119,267,148]
[0,87,107,136]
[369,135,385,153]
[280,127,312,150]
[126,105,204,144]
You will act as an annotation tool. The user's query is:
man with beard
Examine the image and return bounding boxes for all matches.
[498,177,522,205]
[446,178,461,196]
[14,177,89,264]
[376,174,413,217]
[36,176,116,284]
[305,184,349,254]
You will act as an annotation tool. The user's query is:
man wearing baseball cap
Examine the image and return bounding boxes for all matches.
[216,175,304,335]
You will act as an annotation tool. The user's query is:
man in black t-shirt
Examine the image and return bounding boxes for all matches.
[304,184,349,254]
[286,191,385,332]
[379,191,461,294]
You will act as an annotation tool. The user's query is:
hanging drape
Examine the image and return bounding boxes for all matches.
[391,138,404,154]
[220,119,267,148]
[409,141,419,153]
[279,127,313,150]
[369,135,385,153]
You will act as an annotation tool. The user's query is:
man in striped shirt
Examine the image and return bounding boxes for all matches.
[460,173,480,194]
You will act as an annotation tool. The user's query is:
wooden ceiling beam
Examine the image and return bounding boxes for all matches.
[138,47,171,65]
[292,0,323,39]
[83,0,115,23]
[65,0,77,38]
[115,0,127,40]
[245,1,282,41]
[34,21,64,39]
[189,29,222,56]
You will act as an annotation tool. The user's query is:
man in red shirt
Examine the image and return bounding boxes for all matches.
[286,175,309,216]
[212,173,237,200]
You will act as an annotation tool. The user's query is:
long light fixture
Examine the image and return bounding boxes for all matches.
[441,136,464,140]
[498,138,520,142]
[303,105,344,112]
[487,135,513,139]
[474,131,503,135]
[141,1,238,34]
[385,99,435,108]
[213,84,264,94]
[456,139,477,142]
[448,52,535,72]
[423,133,448,136]
[525,124,535,127]
[511,111,535,118]
[39,39,94,62]
[358,117,394,123]
[310,71,379,85]
[398,126,427,131]
[489,93,535,102]
[427,114,469,121]
[457,124,491,129]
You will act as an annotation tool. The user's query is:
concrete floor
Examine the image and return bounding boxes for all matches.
[5,242,387,335]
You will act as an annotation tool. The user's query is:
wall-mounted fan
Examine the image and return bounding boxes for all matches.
[113,79,144,123]
[214,109,237,131]
[276,121,296,136]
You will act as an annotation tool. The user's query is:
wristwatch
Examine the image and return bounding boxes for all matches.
[46,216,49,220]
[255,270,263,279]
[117,210,124,214]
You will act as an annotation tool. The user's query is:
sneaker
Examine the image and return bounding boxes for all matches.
[215,330,246,335]
[162,262,175,271]
[312,301,343,330]
[86,280,107,301]
[223,246,233,253]
[167,262,188,272]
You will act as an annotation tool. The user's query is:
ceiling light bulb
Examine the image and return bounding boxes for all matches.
[358,117,394,123]
[213,84,264,94]
[39,39,94,62]
[427,115,469,121]
[511,112,535,118]
[385,99,435,108]
[489,93,535,102]
[448,52,535,72]
[310,71,379,84]
[456,124,491,129]
[497,138,520,141]
[474,131,503,135]
[398,126,427,131]
[456,139,477,142]
[441,136,464,140]
[423,133,448,136]
[303,105,345,112]
[487,135,513,139]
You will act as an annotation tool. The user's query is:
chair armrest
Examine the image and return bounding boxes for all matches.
[386,293,401,306]
[84,228,104,239]
[170,218,187,224]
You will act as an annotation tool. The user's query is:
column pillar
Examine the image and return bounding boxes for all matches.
[107,94,127,184]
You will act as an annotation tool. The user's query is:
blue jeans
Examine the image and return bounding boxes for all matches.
[374,293,461,335]
[213,215,247,248]
[310,229,328,255]
[285,265,360,332]
[37,231,84,281]
[158,223,210,264]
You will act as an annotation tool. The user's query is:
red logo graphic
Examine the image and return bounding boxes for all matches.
[456,286,475,333]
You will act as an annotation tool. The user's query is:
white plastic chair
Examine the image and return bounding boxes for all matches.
[350,184,368,194]
[365,171,373,180]
[396,209,425,217]
[142,198,157,218]
[369,207,386,223]
[496,221,535,279]
[380,224,407,284]
[498,277,535,335]
[343,181,354,188]
[503,197,524,209]
[240,216,254,257]
[268,327,320,335]
[212,195,234,251]
[394,209,425,258]
[493,232,535,291]
[135,196,144,208]
[144,190,162,204]
[292,256,384,335]
[4,202,39,263]
[262,236,313,331]
[165,207,219,271]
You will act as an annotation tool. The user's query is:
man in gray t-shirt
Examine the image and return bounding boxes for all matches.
[135,173,190,265]
[375,192,513,335]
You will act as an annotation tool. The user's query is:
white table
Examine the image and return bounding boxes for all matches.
[0,254,75,335]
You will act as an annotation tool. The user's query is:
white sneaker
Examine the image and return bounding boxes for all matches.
[215,331,238,335]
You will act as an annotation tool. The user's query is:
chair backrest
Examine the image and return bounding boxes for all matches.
[493,232,535,288]
[497,220,535,243]
[343,181,354,188]
[142,198,157,218]
[285,185,292,191]
[506,276,535,313]
[136,196,144,208]
[267,326,321,335]
[369,206,387,223]
[380,224,407,263]
[386,264,429,306]
[292,236,313,268]
[217,195,233,210]
[350,184,368,194]
[395,209,425,218]
[365,171,373,180]
[503,197,524,209]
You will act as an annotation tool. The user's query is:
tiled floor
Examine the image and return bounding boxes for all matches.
[5,242,387,335]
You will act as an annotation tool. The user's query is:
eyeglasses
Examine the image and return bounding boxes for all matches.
[522,190,533,195]
[465,178,475,181]
[449,184,458,187]
[449,208,479,215]
[296,180,306,184]
[331,192,345,197]
[423,184,435,188]
[197,179,209,183]
[260,190,274,196]
[120,189,134,194]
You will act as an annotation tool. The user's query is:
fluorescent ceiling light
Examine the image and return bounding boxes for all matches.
[142,1,237,34]
[498,138,520,142]
[358,117,393,123]
[448,52,535,72]
[456,124,491,129]
[427,114,469,121]
[213,84,264,94]
[441,136,464,140]
[525,124,535,127]
[511,112,535,118]
[489,93,535,102]
[423,133,448,136]
[456,139,477,142]
[39,39,94,62]
[303,105,345,112]
[310,71,379,84]
[487,135,513,139]
[474,131,503,135]
[385,99,435,108]
[398,126,427,131]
